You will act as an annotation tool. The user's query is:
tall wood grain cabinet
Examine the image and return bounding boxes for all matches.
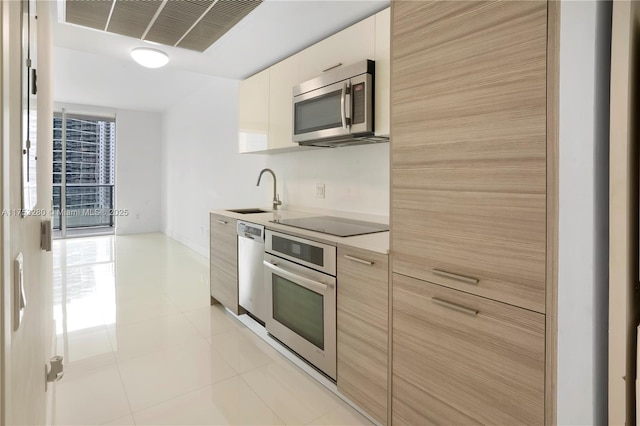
[390,1,557,424]
[210,213,242,315]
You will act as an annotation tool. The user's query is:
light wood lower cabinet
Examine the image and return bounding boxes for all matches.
[392,273,545,425]
[210,213,242,314]
[336,247,388,425]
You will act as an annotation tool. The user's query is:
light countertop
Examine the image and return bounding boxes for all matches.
[212,209,389,255]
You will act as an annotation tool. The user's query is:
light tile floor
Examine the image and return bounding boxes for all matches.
[52,233,372,426]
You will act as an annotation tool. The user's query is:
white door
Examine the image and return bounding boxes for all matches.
[1,0,54,424]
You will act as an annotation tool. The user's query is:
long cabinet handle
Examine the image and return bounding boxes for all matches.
[343,255,374,266]
[216,219,228,225]
[431,297,478,317]
[323,63,342,72]
[432,269,479,285]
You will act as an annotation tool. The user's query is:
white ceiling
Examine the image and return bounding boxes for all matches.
[53,0,390,80]
[53,46,230,112]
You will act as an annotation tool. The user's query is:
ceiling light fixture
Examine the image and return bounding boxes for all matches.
[130,47,169,68]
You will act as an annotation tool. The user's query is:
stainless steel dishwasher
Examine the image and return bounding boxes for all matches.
[237,220,266,324]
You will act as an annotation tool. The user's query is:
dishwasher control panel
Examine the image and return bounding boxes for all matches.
[237,221,265,242]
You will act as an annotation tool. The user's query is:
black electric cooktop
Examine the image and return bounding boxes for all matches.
[270,216,389,237]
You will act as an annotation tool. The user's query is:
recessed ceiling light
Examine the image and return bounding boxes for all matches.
[130,47,169,69]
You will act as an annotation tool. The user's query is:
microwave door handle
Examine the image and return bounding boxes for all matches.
[340,82,351,129]
[264,260,330,294]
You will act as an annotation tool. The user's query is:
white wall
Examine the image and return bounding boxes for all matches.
[266,144,389,219]
[115,110,162,234]
[161,90,390,256]
[161,78,269,256]
[557,1,611,424]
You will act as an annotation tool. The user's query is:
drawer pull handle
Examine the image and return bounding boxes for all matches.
[216,219,228,225]
[432,269,479,285]
[343,255,374,266]
[431,297,478,317]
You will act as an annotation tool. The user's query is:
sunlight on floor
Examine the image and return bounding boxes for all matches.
[51,233,371,426]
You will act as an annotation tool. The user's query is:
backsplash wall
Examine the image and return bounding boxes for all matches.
[266,143,390,219]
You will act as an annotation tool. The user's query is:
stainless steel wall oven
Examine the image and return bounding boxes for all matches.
[264,230,337,380]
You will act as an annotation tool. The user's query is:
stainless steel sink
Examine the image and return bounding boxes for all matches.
[226,208,270,214]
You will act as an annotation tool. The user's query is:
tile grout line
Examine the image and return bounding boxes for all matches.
[119,338,239,418]
[128,382,220,422]
[231,324,342,425]
[105,314,207,364]
[239,362,339,426]
[237,374,288,426]
[236,314,377,425]
[112,354,136,425]
[128,374,256,423]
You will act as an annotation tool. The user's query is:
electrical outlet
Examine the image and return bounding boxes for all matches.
[315,183,325,199]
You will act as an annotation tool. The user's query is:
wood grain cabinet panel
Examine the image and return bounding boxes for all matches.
[391,0,548,313]
[392,273,545,425]
[390,0,551,422]
[336,246,388,425]
[210,213,241,314]
[210,266,240,315]
[210,214,238,279]
[393,184,546,313]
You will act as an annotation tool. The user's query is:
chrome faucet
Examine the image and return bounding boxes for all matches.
[256,168,282,211]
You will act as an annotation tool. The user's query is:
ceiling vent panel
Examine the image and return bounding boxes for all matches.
[177,0,262,52]
[64,0,264,53]
[65,0,114,31]
[144,0,214,47]
[106,0,163,39]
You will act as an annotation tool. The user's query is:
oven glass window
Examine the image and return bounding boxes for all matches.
[272,275,324,350]
[294,90,343,135]
[272,235,324,267]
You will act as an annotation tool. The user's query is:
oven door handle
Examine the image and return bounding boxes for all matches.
[263,260,332,294]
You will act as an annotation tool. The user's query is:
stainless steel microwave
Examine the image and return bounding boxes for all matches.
[292,59,387,147]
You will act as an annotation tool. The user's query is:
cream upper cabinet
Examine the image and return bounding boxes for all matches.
[374,8,390,137]
[238,68,269,153]
[298,16,376,82]
[268,53,299,151]
[238,9,391,154]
